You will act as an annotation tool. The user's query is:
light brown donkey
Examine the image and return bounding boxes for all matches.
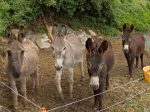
[5,26,39,110]
[51,24,84,100]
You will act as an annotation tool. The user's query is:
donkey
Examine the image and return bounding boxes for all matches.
[5,26,39,110]
[121,23,145,77]
[85,38,114,111]
[51,24,84,100]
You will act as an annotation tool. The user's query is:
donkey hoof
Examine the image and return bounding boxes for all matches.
[128,76,133,80]
[13,106,18,112]
[97,110,105,112]
[92,104,98,110]
[105,87,108,90]
[106,85,109,90]
[70,94,73,98]
[60,94,64,100]
[12,108,17,112]
[23,100,27,107]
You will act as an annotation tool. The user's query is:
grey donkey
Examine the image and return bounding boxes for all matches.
[51,24,84,100]
[5,26,39,110]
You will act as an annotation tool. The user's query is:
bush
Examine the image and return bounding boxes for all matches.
[0,0,149,36]
[41,0,115,24]
[0,0,41,36]
[113,0,150,33]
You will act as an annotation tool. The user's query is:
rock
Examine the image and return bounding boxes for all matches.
[36,34,51,49]
[26,26,104,49]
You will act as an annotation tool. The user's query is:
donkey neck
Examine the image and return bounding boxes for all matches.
[62,39,74,66]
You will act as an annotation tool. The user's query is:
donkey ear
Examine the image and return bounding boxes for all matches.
[18,26,26,43]
[60,24,67,36]
[52,23,58,37]
[123,23,127,31]
[98,40,108,55]
[130,24,134,32]
[5,26,13,42]
[85,38,93,51]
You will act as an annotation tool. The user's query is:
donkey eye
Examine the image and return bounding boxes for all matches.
[21,50,24,54]
[63,47,66,50]
[51,46,54,50]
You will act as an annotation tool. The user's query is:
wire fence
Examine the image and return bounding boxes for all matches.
[0,80,41,110]
[99,88,149,112]
[0,76,148,112]
[46,76,144,112]
[0,105,11,112]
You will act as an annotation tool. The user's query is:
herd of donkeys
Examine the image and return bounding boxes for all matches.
[3,23,146,111]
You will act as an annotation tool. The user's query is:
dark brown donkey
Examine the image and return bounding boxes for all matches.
[85,38,114,111]
[5,26,39,110]
[121,23,145,77]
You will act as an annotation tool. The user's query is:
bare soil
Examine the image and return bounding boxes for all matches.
[0,39,150,112]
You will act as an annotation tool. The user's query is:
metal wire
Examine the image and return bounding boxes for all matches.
[0,80,41,110]
[99,88,149,112]
[0,105,11,112]
[47,76,144,112]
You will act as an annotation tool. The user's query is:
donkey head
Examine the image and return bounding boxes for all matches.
[86,38,108,90]
[122,23,134,53]
[51,24,67,71]
[6,26,25,78]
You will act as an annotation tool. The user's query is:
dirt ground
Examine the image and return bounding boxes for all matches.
[0,38,150,112]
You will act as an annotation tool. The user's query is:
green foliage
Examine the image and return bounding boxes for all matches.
[0,0,150,37]
[42,0,115,24]
[0,0,41,35]
[113,0,150,33]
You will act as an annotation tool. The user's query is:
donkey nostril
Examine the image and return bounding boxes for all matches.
[55,66,62,71]
[90,84,99,90]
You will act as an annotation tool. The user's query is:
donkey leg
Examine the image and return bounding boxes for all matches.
[79,60,84,81]
[135,56,139,68]
[20,76,27,106]
[126,58,131,76]
[125,54,131,74]
[33,68,39,89]
[67,67,74,98]
[129,59,134,77]
[55,70,64,100]
[106,73,109,90]
[35,68,39,89]
[93,90,99,110]
[98,83,105,111]
[10,80,18,110]
[140,54,144,68]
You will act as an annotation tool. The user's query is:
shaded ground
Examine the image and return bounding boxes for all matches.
[0,38,150,112]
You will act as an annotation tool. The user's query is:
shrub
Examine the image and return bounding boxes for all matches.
[0,0,41,36]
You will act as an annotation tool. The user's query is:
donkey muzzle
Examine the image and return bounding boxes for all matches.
[123,49,129,54]
[123,44,129,53]
[55,66,62,71]
[90,76,99,90]
[90,85,99,90]
[12,71,21,78]
[12,66,21,78]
